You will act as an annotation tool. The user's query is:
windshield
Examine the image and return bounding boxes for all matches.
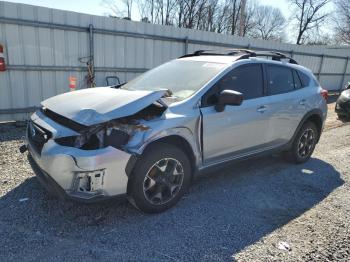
[121,60,227,100]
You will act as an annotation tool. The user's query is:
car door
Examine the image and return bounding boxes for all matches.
[264,64,308,146]
[200,63,271,165]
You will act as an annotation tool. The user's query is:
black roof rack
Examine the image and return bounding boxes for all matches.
[180,49,298,64]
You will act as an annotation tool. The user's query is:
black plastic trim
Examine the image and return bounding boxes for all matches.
[125,154,138,177]
[285,109,325,148]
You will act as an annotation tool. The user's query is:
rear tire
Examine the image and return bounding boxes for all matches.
[128,142,191,213]
[285,121,319,164]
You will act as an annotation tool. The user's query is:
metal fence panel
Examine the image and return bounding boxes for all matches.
[0,0,350,121]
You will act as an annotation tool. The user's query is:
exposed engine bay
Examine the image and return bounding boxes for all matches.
[44,101,166,151]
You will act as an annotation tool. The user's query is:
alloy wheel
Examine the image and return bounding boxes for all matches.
[297,128,315,158]
[143,158,184,205]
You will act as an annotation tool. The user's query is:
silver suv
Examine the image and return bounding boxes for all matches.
[23,50,328,213]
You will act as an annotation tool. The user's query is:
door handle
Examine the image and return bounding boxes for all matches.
[299,99,306,105]
[257,105,267,113]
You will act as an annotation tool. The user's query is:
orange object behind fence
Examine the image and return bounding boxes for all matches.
[69,76,77,91]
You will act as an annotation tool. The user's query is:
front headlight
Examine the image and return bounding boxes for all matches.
[55,122,150,150]
[74,135,87,148]
[55,135,85,148]
[55,132,102,150]
[55,128,135,150]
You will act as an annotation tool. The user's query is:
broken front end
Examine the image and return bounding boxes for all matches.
[25,95,166,202]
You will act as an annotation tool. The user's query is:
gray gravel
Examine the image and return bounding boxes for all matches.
[0,115,349,261]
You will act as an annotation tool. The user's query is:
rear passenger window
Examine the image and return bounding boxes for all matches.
[297,71,311,87]
[201,64,264,106]
[267,65,294,95]
[293,70,302,89]
[218,64,264,99]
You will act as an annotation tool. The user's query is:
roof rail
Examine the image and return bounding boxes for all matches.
[180,49,251,58]
[251,51,298,64]
[180,49,298,64]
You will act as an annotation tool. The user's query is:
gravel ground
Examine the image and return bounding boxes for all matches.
[0,103,349,262]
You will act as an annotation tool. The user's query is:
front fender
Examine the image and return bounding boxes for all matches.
[125,117,202,167]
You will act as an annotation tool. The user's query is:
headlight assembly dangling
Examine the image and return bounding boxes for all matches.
[74,135,87,148]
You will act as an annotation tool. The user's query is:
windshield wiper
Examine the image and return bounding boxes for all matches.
[111,82,126,89]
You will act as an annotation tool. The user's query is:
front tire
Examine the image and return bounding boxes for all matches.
[286,121,319,164]
[128,143,191,213]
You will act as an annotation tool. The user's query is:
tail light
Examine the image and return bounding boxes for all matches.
[0,44,6,72]
[320,88,328,101]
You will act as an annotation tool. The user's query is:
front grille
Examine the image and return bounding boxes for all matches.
[27,121,51,154]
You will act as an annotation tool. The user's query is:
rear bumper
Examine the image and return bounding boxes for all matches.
[26,111,132,202]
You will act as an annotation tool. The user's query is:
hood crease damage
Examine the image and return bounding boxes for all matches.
[42,87,168,152]
[41,87,167,126]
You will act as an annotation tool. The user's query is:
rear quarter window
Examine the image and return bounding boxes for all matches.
[293,70,302,89]
[267,65,294,95]
[297,71,311,87]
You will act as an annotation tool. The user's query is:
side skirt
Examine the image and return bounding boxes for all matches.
[195,143,289,177]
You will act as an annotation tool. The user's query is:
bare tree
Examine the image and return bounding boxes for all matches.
[215,1,231,33]
[333,0,350,44]
[137,0,153,22]
[102,0,288,43]
[289,0,330,45]
[239,0,247,36]
[102,0,134,19]
[249,5,285,41]
[228,0,242,35]
[240,0,257,37]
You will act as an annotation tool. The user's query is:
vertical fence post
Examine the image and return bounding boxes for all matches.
[290,50,294,58]
[340,56,349,90]
[88,24,95,88]
[317,54,325,81]
[184,37,189,55]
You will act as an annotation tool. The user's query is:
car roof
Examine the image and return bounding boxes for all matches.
[179,55,241,64]
[179,54,313,76]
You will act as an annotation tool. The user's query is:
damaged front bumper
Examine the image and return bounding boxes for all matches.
[26,111,132,202]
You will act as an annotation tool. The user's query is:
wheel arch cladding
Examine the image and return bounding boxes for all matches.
[126,135,196,195]
[287,109,324,150]
[307,114,323,141]
[149,135,195,173]
[130,135,196,178]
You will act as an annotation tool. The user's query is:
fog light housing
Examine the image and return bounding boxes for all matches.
[73,170,104,194]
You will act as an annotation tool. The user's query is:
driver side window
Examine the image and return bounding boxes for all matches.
[201,64,264,107]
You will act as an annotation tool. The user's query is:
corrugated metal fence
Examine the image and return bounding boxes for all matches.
[0,1,349,121]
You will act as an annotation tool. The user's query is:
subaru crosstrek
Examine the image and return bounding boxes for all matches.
[22,50,328,213]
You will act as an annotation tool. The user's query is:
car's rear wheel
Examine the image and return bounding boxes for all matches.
[285,121,319,164]
[128,143,191,213]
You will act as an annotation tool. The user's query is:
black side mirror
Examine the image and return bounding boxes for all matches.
[215,89,243,112]
[106,76,120,86]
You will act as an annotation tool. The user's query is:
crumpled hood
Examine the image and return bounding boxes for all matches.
[41,87,166,126]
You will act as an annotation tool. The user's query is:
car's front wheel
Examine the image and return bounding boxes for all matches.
[128,142,191,213]
[285,121,319,164]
